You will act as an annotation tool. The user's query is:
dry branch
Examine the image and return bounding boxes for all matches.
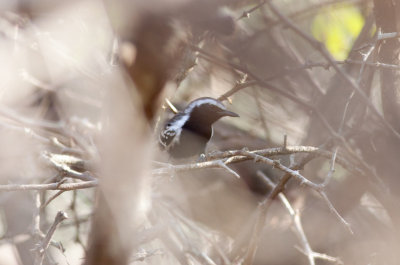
[34,211,68,265]
[0,180,98,191]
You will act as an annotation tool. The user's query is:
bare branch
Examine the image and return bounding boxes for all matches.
[153,146,365,188]
[41,190,65,209]
[241,143,351,264]
[0,180,98,191]
[317,190,353,234]
[258,171,342,265]
[34,211,68,265]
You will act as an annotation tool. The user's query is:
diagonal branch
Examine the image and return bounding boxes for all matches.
[258,171,343,265]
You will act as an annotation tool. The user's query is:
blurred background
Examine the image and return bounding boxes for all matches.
[0,0,399,264]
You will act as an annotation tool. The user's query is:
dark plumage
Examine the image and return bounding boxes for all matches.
[159,97,239,159]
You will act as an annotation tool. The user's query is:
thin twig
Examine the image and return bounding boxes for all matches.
[70,190,87,252]
[0,180,98,191]
[214,57,400,106]
[318,191,353,234]
[41,190,65,209]
[322,147,338,187]
[217,161,241,179]
[258,171,341,265]
[34,211,68,265]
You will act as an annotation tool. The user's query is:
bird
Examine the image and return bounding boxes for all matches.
[159,97,239,159]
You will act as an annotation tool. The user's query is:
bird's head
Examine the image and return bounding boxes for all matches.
[184,97,239,125]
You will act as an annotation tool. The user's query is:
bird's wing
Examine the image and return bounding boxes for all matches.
[159,112,188,149]
[159,128,177,149]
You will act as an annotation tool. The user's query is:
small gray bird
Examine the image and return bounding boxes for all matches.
[159,97,239,159]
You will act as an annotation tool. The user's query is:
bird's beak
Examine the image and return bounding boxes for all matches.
[220,110,239,117]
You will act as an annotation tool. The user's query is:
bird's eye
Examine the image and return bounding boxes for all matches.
[167,123,172,127]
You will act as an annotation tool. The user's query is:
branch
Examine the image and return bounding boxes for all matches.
[258,171,343,265]
[243,150,353,230]
[153,146,364,178]
[241,145,351,264]
[34,211,68,265]
[0,180,98,191]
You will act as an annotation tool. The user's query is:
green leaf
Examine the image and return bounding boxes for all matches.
[311,4,365,60]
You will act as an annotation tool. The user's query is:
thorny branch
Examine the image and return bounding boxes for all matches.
[241,143,353,265]
[258,171,343,265]
[153,146,364,178]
